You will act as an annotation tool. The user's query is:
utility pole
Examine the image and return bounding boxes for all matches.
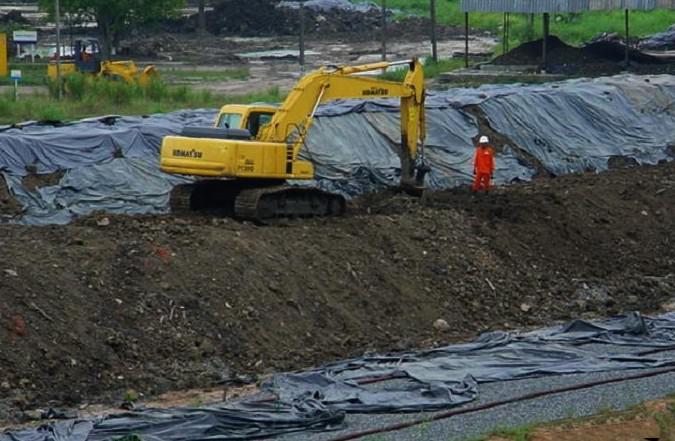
[430,0,438,62]
[55,0,62,100]
[624,9,630,68]
[299,0,305,71]
[381,0,387,62]
[198,0,207,35]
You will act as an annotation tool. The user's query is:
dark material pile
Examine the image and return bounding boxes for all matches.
[641,24,675,51]
[162,0,460,38]
[492,36,671,75]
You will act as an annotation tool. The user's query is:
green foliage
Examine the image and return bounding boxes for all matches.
[64,73,88,99]
[462,423,538,441]
[0,79,285,124]
[38,104,67,121]
[491,424,535,441]
[0,64,47,87]
[170,85,189,102]
[655,402,675,439]
[124,389,140,403]
[143,77,168,101]
[38,0,185,55]
[352,0,675,48]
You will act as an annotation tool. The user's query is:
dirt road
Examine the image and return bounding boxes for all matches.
[155,34,496,95]
[0,161,673,423]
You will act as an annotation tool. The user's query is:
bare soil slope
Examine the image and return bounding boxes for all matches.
[0,162,674,421]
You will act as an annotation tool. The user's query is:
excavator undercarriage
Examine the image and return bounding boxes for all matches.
[170,181,346,222]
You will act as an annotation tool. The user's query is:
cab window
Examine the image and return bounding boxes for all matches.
[247,112,274,137]
[217,113,242,129]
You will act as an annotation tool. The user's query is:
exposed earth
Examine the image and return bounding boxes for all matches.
[0,161,674,424]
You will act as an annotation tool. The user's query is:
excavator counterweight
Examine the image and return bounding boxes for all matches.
[160,59,427,221]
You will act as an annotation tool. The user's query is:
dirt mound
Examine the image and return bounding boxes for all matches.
[492,35,672,75]
[0,162,674,422]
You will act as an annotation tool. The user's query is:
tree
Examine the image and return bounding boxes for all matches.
[40,0,185,58]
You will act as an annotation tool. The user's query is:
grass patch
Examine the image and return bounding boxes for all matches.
[0,74,284,124]
[0,63,49,86]
[490,425,535,441]
[353,0,675,49]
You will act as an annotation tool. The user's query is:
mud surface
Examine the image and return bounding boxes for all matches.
[21,170,65,192]
[0,162,674,423]
[0,176,22,218]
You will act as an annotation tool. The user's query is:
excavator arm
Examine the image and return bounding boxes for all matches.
[258,59,428,187]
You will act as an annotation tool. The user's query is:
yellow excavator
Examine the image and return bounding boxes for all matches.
[160,58,428,221]
[47,38,158,86]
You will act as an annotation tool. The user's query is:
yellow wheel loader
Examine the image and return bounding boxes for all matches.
[160,59,429,221]
[47,38,158,86]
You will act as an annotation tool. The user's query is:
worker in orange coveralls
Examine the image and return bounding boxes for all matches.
[472,135,495,192]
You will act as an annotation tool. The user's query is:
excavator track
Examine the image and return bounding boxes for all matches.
[169,183,196,213]
[168,181,346,222]
[234,185,346,222]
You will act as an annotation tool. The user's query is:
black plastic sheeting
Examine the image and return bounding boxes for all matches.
[1,75,674,225]
[3,312,675,441]
[642,25,675,51]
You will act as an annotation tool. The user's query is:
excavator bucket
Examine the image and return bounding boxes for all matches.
[138,65,159,88]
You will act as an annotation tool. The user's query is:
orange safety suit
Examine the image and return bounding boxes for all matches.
[472,145,495,192]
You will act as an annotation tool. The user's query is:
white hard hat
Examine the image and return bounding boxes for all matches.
[479,136,489,144]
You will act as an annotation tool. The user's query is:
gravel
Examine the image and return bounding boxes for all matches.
[279,346,675,441]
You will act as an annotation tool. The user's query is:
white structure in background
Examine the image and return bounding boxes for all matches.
[13,30,38,62]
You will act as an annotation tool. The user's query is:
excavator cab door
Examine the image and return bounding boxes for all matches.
[246,112,275,138]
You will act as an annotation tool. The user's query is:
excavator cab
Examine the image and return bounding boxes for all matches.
[214,105,276,138]
[73,39,102,74]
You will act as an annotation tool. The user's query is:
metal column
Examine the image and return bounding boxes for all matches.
[299,0,305,70]
[430,0,438,62]
[624,9,630,68]
[55,0,62,100]
[381,0,387,62]
[542,12,550,71]
[464,12,469,68]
